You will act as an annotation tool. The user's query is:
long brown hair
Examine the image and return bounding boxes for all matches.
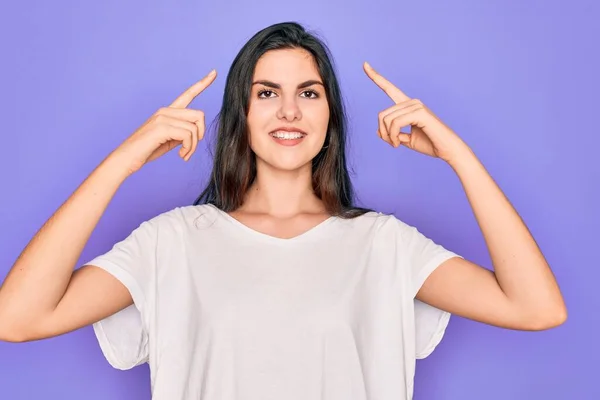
[194,22,372,218]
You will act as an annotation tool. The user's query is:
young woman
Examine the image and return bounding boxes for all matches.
[0,22,566,399]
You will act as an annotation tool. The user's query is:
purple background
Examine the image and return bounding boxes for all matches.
[1,1,598,399]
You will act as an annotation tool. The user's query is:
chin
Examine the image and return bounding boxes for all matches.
[251,139,323,172]
[259,155,314,172]
[254,149,321,173]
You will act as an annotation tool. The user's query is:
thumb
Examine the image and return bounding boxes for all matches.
[398,133,411,144]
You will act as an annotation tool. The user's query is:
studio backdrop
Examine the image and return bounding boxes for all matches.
[1,1,597,399]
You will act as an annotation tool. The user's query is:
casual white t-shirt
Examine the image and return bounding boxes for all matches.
[84,203,462,399]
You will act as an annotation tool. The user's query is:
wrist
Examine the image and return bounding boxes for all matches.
[445,145,478,171]
[100,151,138,181]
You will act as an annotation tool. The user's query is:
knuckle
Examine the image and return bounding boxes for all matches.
[383,118,393,130]
[153,114,167,123]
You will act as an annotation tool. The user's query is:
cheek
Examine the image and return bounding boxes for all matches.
[247,105,270,146]
[247,101,277,129]
[307,102,330,135]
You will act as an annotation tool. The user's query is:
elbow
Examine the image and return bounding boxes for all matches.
[0,314,34,343]
[0,327,30,343]
[0,333,30,343]
[526,304,568,331]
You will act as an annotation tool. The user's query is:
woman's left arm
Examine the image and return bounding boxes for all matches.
[421,147,566,330]
[363,62,567,331]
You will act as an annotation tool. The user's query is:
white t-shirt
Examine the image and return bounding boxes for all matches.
[84,203,462,399]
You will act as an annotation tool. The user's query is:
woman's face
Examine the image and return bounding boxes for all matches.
[246,48,330,172]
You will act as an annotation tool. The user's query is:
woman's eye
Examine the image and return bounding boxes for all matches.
[258,90,275,98]
[301,90,319,99]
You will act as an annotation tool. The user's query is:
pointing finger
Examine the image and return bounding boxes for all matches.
[170,69,217,109]
[363,62,410,104]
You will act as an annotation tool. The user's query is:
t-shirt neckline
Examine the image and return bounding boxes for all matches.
[206,203,337,244]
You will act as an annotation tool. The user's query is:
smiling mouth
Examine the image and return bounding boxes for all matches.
[269,130,307,146]
[269,131,307,140]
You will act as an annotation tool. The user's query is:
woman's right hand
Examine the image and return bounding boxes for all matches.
[111,69,217,175]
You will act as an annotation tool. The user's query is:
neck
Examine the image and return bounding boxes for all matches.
[240,161,326,218]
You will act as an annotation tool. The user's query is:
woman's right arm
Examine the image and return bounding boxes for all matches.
[0,154,135,342]
[0,69,217,342]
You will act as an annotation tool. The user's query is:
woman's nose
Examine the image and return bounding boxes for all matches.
[276,96,302,121]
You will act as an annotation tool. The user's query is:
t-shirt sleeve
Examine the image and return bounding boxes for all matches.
[83,217,159,370]
[397,219,463,359]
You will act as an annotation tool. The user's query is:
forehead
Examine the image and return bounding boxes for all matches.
[253,48,320,81]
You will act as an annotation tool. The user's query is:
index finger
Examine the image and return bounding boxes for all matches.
[170,69,217,108]
[363,62,410,104]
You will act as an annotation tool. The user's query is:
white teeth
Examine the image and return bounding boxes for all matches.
[270,131,305,140]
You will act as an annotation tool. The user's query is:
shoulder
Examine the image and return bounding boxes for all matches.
[140,204,218,232]
[340,210,414,239]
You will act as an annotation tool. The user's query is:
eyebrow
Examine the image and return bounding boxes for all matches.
[251,80,324,89]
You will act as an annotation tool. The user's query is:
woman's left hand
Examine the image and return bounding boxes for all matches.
[363,62,470,164]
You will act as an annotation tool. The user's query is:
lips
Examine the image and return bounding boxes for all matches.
[269,127,307,135]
